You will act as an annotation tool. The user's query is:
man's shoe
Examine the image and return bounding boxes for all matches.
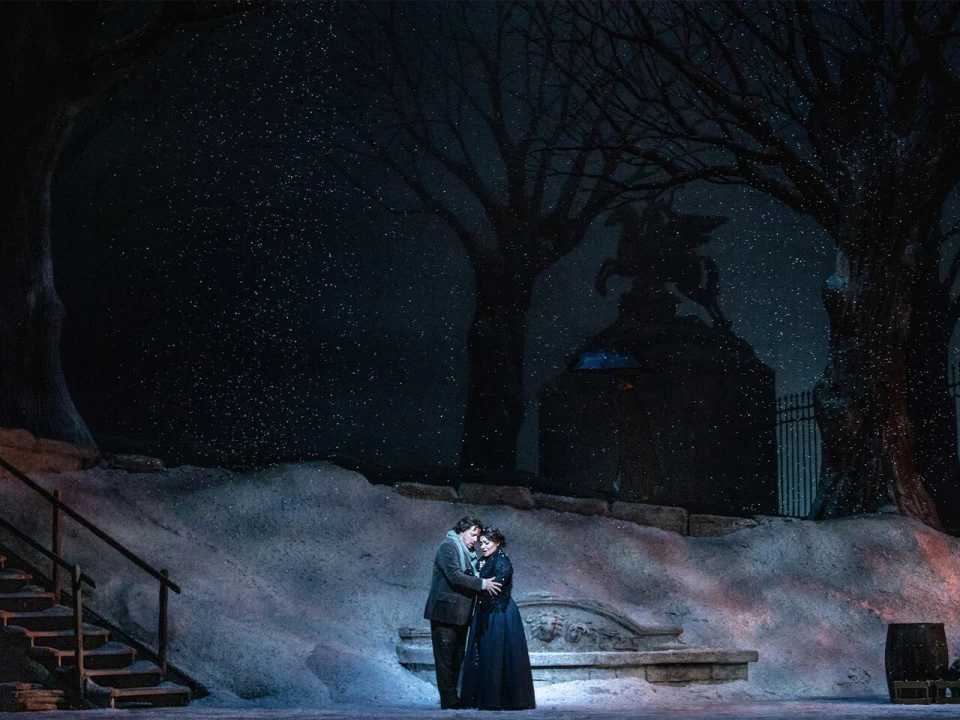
[440,697,460,710]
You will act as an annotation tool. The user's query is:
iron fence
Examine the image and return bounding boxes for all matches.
[776,390,820,518]
[777,362,960,518]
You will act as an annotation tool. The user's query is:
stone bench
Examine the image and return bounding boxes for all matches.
[398,594,758,686]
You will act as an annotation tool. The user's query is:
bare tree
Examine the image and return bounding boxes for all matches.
[0,1,259,446]
[557,2,960,528]
[332,3,646,471]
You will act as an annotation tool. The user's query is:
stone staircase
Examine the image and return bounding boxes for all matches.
[0,554,191,709]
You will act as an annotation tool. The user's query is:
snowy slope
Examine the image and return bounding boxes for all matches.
[2,462,959,710]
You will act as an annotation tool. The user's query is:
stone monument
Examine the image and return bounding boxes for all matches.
[539,200,777,516]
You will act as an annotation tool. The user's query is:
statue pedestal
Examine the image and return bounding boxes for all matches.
[539,316,777,516]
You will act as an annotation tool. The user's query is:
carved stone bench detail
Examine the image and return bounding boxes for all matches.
[397,594,758,686]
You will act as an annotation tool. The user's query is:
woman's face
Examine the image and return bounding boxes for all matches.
[478,535,499,558]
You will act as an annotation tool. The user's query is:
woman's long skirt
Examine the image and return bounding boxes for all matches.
[460,599,536,710]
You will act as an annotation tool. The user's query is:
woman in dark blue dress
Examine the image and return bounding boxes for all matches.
[460,527,536,710]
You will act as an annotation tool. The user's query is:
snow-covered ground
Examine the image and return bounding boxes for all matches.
[17,699,960,720]
[3,462,960,712]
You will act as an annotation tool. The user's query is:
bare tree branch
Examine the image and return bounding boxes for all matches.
[79,1,262,102]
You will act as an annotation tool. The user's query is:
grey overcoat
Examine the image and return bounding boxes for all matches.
[423,536,484,625]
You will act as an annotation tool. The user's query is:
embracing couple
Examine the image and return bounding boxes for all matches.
[423,516,536,710]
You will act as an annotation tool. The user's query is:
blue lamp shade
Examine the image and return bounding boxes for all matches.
[571,348,653,373]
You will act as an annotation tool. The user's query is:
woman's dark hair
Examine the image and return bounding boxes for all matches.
[454,516,483,534]
[480,527,507,548]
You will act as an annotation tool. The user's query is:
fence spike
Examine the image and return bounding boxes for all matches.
[776,388,822,519]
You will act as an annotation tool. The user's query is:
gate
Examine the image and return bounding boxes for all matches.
[778,362,960,518]
[776,390,820,518]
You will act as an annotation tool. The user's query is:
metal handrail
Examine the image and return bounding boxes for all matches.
[0,454,180,594]
[0,514,96,588]
[0,450,181,699]
[0,536,205,699]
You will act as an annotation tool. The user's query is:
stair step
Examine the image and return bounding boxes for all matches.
[0,683,65,712]
[0,592,56,612]
[58,660,163,689]
[0,605,74,631]
[32,641,137,671]
[87,681,191,709]
[0,570,33,594]
[4,624,111,650]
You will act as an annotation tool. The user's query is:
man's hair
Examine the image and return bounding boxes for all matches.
[454,516,483,534]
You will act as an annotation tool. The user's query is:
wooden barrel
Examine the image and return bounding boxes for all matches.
[885,623,948,701]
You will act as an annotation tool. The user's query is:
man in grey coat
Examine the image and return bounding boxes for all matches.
[423,516,502,709]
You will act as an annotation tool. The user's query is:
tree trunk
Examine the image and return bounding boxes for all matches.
[0,102,93,446]
[0,4,255,449]
[810,238,941,528]
[460,251,534,472]
[805,52,948,529]
[908,267,960,528]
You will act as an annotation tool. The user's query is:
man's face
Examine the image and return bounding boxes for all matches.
[458,526,481,550]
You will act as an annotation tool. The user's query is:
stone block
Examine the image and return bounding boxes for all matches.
[0,428,37,451]
[0,448,39,475]
[395,644,434,665]
[35,438,97,464]
[532,493,609,516]
[646,663,712,684]
[101,454,166,474]
[688,514,759,537]
[609,502,688,535]
[458,483,535,510]
[531,667,592,683]
[711,664,749,681]
[392,483,459,502]
[0,429,99,476]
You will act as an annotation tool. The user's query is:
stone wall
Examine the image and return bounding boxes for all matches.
[0,428,99,477]
[391,481,763,537]
[0,430,765,540]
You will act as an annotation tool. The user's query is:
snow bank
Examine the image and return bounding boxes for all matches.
[3,462,959,710]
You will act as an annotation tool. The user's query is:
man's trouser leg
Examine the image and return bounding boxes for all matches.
[430,620,468,708]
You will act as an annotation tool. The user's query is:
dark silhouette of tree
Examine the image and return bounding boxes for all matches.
[0,1,258,446]
[556,2,960,528]
[332,3,646,471]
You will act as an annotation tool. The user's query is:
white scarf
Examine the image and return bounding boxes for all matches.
[446,530,479,574]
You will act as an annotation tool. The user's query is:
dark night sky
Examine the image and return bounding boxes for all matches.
[51,3,842,472]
